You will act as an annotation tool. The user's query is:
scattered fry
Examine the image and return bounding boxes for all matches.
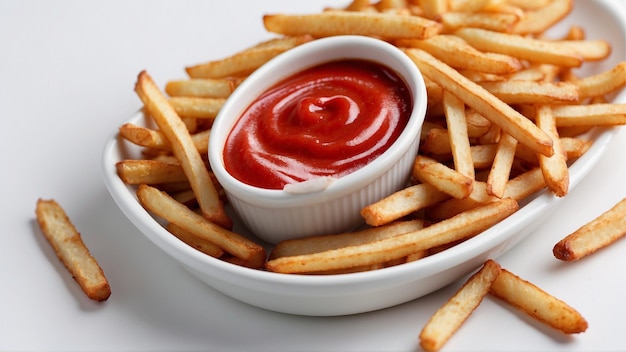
[35,199,111,302]
[419,259,502,351]
[490,268,588,334]
[554,198,626,261]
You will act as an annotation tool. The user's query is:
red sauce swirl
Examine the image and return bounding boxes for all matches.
[223,59,412,190]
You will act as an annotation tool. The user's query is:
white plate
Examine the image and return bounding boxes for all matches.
[102,0,626,316]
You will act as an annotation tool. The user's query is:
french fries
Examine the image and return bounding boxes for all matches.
[554,198,626,261]
[265,199,518,274]
[35,199,111,302]
[137,185,266,268]
[97,1,626,347]
[135,71,231,229]
[110,0,626,279]
[404,48,555,157]
[419,259,502,351]
[420,259,588,351]
[490,268,588,334]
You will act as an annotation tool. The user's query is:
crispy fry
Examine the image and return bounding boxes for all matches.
[455,27,582,67]
[510,0,572,35]
[441,11,519,32]
[119,123,210,154]
[270,220,426,260]
[166,222,224,258]
[361,184,449,226]
[486,133,517,198]
[490,268,588,334]
[186,36,313,78]
[443,90,474,178]
[35,199,111,302]
[419,260,502,352]
[263,11,442,39]
[405,48,554,156]
[478,81,579,104]
[397,35,522,75]
[265,199,518,274]
[135,71,231,229]
[137,185,265,268]
[413,155,474,199]
[536,105,569,197]
[420,0,448,20]
[165,78,242,98]
[116,159,188,185]
[574,61,626,99]
[168,97,225,119]
[554,198,626,261]
[552,104,626,127]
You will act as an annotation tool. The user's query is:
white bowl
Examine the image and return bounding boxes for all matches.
[102,0,625,316]
[208,35,428,244]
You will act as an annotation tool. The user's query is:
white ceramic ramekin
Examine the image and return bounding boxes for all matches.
[208,35,428,244]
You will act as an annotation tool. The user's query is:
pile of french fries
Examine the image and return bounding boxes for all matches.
[117,0,626,271]
[110,0,626,347]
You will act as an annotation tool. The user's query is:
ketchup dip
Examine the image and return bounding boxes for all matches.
[223,59,413,190]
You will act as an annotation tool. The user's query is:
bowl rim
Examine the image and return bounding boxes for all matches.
[208,35,428,208]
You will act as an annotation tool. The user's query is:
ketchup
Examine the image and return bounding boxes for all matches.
[223,59,412,190]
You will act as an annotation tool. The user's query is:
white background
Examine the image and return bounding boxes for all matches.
[1,0,625,351]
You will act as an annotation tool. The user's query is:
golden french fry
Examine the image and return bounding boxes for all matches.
[554,198,626,261]
[560,137,592,159]
[455,28,582,68]
[536,105,569,197]
[574,61,626,99]
[448,0,492,12]
[137,185,265,268]
[465,109,492,137]
[135,71,231,229]
[419,260,502,352]
[119,123,170,150]
[471,144,498,169]
[486,133,517,198]
[413,155,474,199]
[168,97,225,119]
[420,0,448,20]
[116,159,188,185]
[505,0,550,10]
[502,167,546,200]
[443,90,474,179]
[404,48,554,157]
[119,123,210,155]
[460,70,505,83]
[552,104,626,127]
[397,35,522,75]
[555,40,612,62]
[165,78,242,98]
[361,184,449,226]
[478,81,580,104]
[265,199,518,274]
[166,222,224,258]
[441,11,519,32]
[186,36,313,79]
[510,0,572,35]
[421,128,453,155]
[263,11,442,40]
[35,199,111,302]
[270,220,426,260]
[490,268,588,334]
